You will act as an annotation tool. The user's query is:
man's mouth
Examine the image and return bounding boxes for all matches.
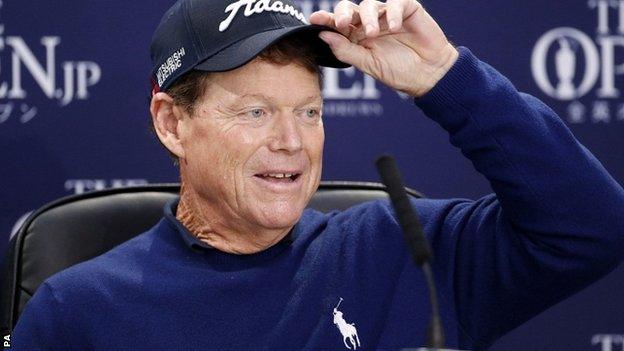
[254,172,302,183]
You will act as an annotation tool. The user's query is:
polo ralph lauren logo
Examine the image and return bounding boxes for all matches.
[333,298,361,350]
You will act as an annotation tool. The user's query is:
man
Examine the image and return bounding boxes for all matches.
[12,0,624,350]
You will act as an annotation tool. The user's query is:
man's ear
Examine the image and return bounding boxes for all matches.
[150,92,186,159]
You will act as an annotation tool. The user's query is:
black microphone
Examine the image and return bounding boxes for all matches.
[375,155,445,349]
[375,155,431,265]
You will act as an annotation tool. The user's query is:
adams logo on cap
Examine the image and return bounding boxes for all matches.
[151,0,346,92]
[219,0,308,32]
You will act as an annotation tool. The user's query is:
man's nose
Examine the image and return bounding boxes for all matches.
[268,112,303,153]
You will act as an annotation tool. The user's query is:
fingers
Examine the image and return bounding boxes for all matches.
[334,1,359,30]
[318,31,374,72]
[385,0,405,32]
[314,0,437,47]
[325,0,393,39]
[309,10,335,27]
[356,0,378,36]
[311,6,359,38]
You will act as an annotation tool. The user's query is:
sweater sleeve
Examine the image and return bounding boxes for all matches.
[413,47,624,349]
[11,282,71,351]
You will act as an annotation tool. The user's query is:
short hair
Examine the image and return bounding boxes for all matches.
[166,34,323,115]
[152,34,324,162]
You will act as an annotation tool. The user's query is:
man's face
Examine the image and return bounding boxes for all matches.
[177,58,324,233]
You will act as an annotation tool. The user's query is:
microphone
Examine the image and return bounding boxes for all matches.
[375,155,445,349]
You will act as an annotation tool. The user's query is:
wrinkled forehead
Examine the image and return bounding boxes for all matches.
[200,58,322,105]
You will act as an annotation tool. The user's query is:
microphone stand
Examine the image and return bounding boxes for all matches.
[376,155,467,351]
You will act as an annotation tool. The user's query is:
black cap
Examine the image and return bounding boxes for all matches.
[150,0,349,93]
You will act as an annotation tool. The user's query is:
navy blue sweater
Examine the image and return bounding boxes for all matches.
[12,48,624,350]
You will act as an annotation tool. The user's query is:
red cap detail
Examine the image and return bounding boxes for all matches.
[150,77,161,97]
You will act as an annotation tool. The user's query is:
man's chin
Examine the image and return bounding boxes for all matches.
[254,203,305,229]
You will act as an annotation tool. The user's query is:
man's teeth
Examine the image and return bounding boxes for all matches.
[262,173,293,178]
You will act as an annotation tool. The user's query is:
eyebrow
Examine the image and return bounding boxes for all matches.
[232,94,322,106]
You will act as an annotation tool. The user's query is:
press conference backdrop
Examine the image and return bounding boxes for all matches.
[1,0,623,349]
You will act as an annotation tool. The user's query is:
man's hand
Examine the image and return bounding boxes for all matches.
[310,0,458,97]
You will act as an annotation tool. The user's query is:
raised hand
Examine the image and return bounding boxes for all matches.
[310,0,459,97]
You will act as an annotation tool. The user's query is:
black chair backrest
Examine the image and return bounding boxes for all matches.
[0,181,422,333]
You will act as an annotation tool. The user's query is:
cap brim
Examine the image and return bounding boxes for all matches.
[194,24,350,72]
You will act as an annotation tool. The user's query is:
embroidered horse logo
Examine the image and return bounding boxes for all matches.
[333,298,361,350]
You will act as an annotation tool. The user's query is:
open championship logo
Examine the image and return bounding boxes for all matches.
[0,1,102,125]
[532,0,624,124]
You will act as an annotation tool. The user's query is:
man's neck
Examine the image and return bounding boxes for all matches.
[176,183,291,255]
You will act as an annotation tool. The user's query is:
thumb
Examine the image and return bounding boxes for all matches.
[318,31,373,73]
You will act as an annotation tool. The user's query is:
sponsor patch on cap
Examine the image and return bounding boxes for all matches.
[156,47,187,88]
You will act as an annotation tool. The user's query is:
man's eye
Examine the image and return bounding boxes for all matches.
[249,108,265,118]
[305,109,319,118]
